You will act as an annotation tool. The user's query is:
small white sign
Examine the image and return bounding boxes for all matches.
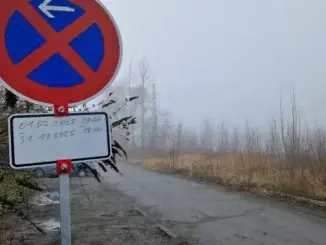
[8,112,111,169]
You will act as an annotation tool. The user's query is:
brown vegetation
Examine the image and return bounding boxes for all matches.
[144,153,326,201]
[140,91,326,203]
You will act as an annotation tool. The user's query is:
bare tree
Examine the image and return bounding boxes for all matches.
[267,117,281,156]
[200,119,214,152]
[138,58,151,149]
[126,60,137,148]
[280,87,303,162]
[231,127,240,153]
[216,122,229,154]
[150,83,158,151]
[288,88,300,156]
[156,111,173,153]
[169,122,183,167]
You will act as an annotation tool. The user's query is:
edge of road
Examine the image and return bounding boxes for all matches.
[134,205,190,245]
[126,159,326,211]
[134,206,178,239]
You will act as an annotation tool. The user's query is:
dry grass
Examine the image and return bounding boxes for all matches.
[143,153,326,201]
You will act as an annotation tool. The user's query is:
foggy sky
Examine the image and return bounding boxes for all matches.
[106,0,326,129]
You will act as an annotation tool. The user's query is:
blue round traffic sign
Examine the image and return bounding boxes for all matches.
[0,0,122,105]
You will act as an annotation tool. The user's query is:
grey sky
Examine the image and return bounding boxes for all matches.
[103,0,326,129]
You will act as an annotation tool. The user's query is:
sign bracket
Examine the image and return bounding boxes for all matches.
[54,104,69,117]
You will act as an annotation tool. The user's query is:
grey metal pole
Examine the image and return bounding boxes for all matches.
[59,174,71,245]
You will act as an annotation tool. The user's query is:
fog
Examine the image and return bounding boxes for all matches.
[103,0,326,130]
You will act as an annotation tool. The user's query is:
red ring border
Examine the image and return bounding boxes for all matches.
[0,0,121,106]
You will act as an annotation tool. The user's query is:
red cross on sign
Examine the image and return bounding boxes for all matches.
[0,0,121,106]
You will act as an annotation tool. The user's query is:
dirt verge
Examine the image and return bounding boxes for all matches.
[0,177,185,245]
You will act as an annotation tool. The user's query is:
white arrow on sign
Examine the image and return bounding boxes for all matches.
[38,0,75,19]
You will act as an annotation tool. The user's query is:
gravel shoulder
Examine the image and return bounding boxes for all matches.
[0,177,184,245]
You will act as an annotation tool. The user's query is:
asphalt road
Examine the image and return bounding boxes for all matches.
[102,162,326,245]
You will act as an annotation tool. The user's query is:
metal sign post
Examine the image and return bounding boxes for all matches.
[55,105,72,245]
[59,172,71,245]
[57,159,72,245]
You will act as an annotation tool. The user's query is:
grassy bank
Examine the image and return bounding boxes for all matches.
[0,169,40,242]
[0,171,32,213]
[143,154,326,202]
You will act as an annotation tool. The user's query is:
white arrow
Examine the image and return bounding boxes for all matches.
[38,0,75,19]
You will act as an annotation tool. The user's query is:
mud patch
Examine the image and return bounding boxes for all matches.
[1,178,184,245]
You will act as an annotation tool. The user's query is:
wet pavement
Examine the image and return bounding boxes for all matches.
[102,162,326,245]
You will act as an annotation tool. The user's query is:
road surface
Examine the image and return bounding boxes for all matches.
[102,162,326,245]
